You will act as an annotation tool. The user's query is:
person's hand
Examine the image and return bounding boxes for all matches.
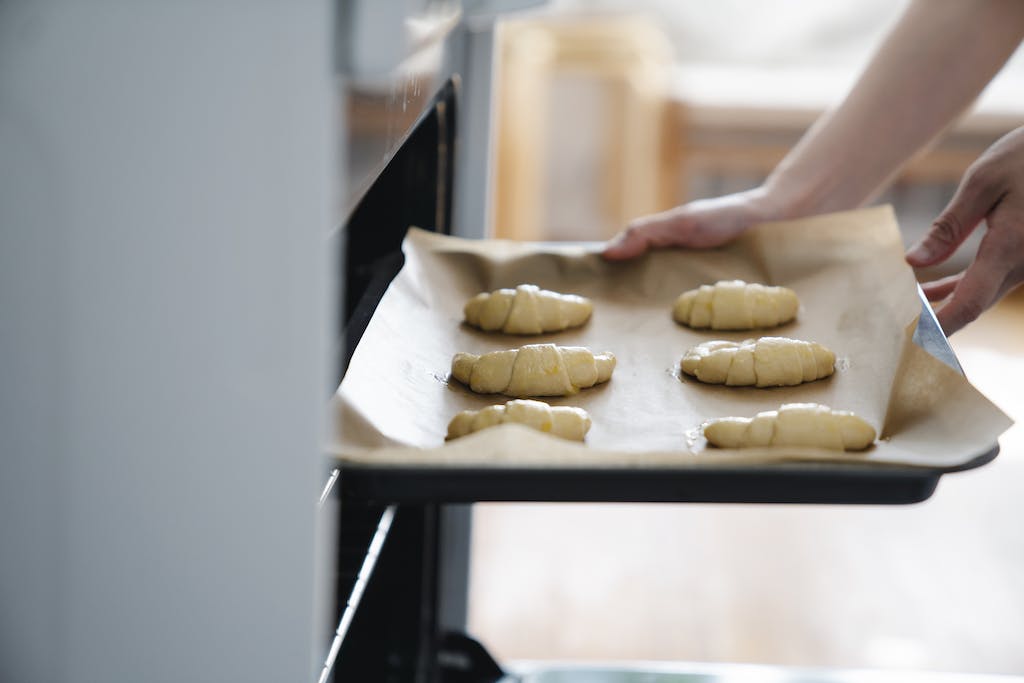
[602,187,782,260]
[906,126,1024,334]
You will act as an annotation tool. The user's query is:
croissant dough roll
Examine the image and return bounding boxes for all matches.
[451,343,615,397]
[464,284,593,334]
[447,399,591,441]
[674,280,799,330]
[703,403,876,451]
[681,337,835,387]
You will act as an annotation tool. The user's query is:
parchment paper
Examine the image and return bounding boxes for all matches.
[330,205,1011,469]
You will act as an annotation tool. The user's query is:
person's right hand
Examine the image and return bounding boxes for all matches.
[602,187,783,260]
[905,125,1024,334]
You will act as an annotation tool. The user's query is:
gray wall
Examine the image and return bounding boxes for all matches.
[0,2,333,681]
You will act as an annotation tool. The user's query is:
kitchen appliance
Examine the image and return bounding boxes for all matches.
[1,3,997,682]
[1,2,333,681]
[323,2,517,680]
[323,5,1000,683]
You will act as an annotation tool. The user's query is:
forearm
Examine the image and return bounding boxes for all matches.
[766,0,1024,217]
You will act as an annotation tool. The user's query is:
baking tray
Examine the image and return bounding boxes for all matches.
[336,281,999,506]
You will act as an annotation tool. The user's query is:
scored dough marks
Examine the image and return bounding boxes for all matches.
[703,403,876,451]
[505,288,543,334]
[711,280,754,329]
[477,294,512,331]
[464,284,593,335]
[451,344,616,397]
[446,399,592,441]
[674,280,799,330]
[506,344,576,396]
[681,337,835,387]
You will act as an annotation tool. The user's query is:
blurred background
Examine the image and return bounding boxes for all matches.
[488,0,1024,269]
[467,0,1024,676]
[4,1,1020,679]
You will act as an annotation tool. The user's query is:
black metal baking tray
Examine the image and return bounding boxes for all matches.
[337,289,999,506]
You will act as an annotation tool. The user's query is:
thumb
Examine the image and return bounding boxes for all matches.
[906,171,997,267]
[602,224,652,261]
[602,214,692,261]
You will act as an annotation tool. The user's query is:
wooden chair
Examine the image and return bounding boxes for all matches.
[492,16,675,241]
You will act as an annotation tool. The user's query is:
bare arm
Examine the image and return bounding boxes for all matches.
[767,0,1024,216]
[605,0,1024,258]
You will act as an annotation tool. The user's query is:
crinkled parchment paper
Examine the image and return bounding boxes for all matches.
[330,206,1011,469]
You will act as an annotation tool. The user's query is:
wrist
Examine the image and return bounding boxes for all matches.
[760,170,830,221]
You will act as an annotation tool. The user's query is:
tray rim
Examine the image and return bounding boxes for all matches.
[332,240,1002,504]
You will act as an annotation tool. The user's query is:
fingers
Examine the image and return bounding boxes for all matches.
[934,262,1005,335]
[602,211,693,261]
[923,191,1024,333]
[603,192,769,261]
[601,224,651,260]
[913,128,1024,329]
[920,272,963,301]
[600,233,641,260]
[906,166,1003,268]
[930,218,1019,334]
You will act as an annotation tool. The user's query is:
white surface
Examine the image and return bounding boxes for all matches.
[545,0,1024,122]
[672,62,1024,125]
[0,2,332,681]
[450,21,500,239]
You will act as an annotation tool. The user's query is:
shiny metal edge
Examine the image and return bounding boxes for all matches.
[508,660,1024,682]
[912,284,962,373]
[317,504,397,683]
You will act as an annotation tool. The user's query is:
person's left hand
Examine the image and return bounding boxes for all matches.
[906,125,1024,334]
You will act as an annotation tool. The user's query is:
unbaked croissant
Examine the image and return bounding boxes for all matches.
[451,343,615,397]
[673,280,799,330]
[446,399,591,441]
[703,403,876,451]
[464,284,593,334]
[681,337,835,387]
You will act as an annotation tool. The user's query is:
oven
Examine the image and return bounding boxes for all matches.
[322,3,513,680]
[2,3,1002,682]
[323,5,1002,683]
[323,75,472,683]
[321,3,998,683]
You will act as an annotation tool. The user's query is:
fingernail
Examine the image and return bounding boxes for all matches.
[605,233,628,250]
[905,239,933,263]
[601,243,623,259]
